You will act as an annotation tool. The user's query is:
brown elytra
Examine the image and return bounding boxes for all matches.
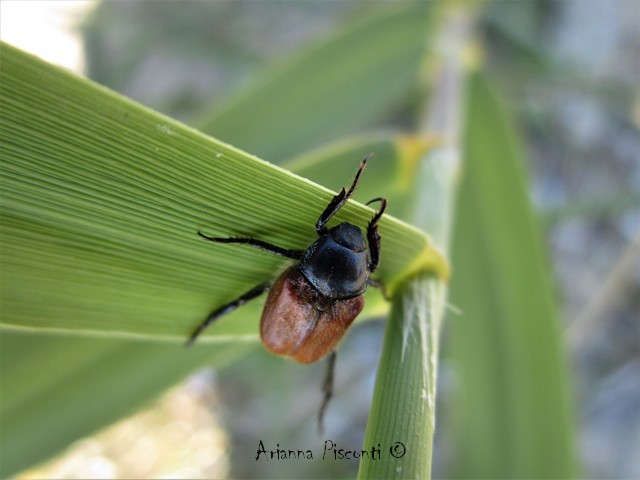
[260,267,365,364]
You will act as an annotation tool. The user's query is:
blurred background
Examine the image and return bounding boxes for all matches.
[1,0,638,478]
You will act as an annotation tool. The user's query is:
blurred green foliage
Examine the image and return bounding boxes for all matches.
[449,73,575,478]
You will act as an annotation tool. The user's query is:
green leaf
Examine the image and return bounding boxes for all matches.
[195,2,435,161]
[0,42,447,340]
[448,73,576,478]
[0,330,256,478]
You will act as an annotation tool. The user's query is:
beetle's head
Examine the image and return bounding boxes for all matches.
[329,222,366,253]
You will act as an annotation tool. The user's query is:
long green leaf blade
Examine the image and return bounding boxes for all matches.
[0,330,254,478]
[449,73,576,478]
[0,42,446,339]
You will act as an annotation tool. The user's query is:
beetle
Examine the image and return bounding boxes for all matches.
[187,156,386,428]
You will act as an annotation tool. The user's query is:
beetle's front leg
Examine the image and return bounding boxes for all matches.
[365,197,387,272]
[315,154,372,235]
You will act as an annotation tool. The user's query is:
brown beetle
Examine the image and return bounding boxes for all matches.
[188,156,386,427]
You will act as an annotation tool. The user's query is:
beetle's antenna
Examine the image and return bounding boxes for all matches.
[367,278,389,300]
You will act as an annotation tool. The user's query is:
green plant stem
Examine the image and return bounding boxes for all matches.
[358,8,472,479]
[358,273,445,479]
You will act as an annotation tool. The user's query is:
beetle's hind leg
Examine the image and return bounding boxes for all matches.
[317,350,337,434]
[315,153,373,235]
[198,231,304,259]
[186,282,271,346]
[365,197,387,273]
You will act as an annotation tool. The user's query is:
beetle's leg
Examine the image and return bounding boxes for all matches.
[315,154,373,235]
[317,350,337,434]
[365,197,387,273]
[186,282,271,346]
[198,231,304,259]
